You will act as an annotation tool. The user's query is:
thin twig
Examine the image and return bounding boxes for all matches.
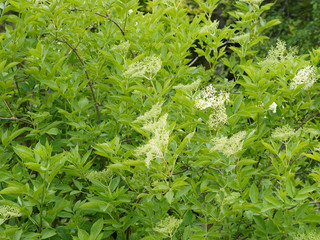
[120,138,136,143]
[173,168,191,175]
[56,38,101,124]
[188,56,199,67]
[70,8,136,58]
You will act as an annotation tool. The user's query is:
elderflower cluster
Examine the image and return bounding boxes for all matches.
[195,85,229,110]
[195,85,229,128]
[124,56,162,79]
[303,128,320,136]
[0,205,22,225]
[268,102,277,113]
[232,33,250,46]
[86,169,111,182]
[111,41,130,56]
[211,131,246,157]
[135,112,170,168]
[134,102,163,124]
[239,0,264,5]
[153,216,182,236]
[290,65,316,90]
[199,21,219,34]
[208,106,228,128]
[261,40,296,67]
[294,231,320,240]
[173,79,202,92]
[271,124,295,142]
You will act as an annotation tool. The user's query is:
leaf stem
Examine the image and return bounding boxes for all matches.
[56,38,101,124]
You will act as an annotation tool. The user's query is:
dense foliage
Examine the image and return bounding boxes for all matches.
[0,0,320,239]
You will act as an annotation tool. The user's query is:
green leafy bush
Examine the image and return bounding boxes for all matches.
[0,0,319,239]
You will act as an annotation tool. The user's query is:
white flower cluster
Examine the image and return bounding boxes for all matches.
[153,216,182,236]
[86,169,111,182]
[232,33,250,46]
[261,39,296,67]
[173,79,202,92]
[290,65,316,90]
[124,56,162,79]
[294,231,320,240]
[0,205,22,225]
[211,131,246,157]
[195,85,229,110]
[208,108,228,129]
[195,85,229,128]
[111,41,130,56]
[271,124,295,142]
[268,102,277,113]
[134,102,163,124]
[199,21,219,34]
[239,0,264,5]
[135,104,170,168]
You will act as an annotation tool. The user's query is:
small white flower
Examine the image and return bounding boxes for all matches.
[290,65,316,90]
[269,102,277,113]
[199,21,219,34]
[154,216,182,236]
[135,114,170,168]
[272,124,295,142]
[211,131,246,157]
[195,85,229,110]
[125,56,162,80]
[173,79,201,92]
[128,9,133,15]
[261,39,296,67]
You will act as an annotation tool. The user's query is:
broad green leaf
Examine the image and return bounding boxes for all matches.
[165,190,174,204]
[249,184,259,203]
[41,229,56,239]
[13,145,34,162]
[90,218,104,240]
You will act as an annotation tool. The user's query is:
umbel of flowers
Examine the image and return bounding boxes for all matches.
[195,84,230,129]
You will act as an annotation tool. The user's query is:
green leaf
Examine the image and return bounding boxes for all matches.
[90,218,104,240]
[286,177,296,198]
[297,186,317,195]
[13,145,34,162]
[233,94,243,113]
[78,229,90,240]
[303,215,320,223]
[165,190,174,204]
[238,159,256,166]
[41,229,56,239]
[176,132,194,156]
[305,153,320,162]
[5,61,20,70]
[295,203,309,220]
[249,184,259,203]
[79,201,110,211]
[261,141,278,155]
[0,60,7,71]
